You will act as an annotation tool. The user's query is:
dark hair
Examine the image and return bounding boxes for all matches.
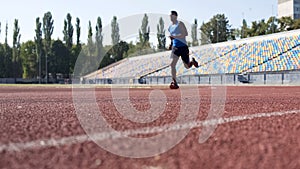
[171,11,178,16]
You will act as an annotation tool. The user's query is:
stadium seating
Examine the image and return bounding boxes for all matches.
[85,30,300,80]
[149,32,300,77]
[91,52,170,79]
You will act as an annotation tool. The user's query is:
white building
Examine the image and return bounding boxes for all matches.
[278,0,300,19]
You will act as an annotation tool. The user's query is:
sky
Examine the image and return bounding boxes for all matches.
[0,0,278,46]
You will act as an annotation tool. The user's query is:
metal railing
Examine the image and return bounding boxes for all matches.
[81,70,300,85]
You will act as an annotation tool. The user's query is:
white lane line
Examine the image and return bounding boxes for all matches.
[0,109,299,153]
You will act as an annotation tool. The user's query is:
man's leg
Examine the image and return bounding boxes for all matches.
[183,58,199,69]
[183,62,191,69]
[170,54,179,83]
[182,46,199,69]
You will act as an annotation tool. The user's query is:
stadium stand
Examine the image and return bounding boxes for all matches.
[84,29,300,82]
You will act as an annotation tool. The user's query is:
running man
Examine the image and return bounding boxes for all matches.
[168,10,199,89]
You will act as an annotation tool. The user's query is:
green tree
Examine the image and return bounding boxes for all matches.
[43,11,54,83]
[116,41,129,61]
[63,13,73,77]
[278,16,294,31]
[111,16,120,46]
[211,14,230,43]
[111,16,121,61]
[3,23,12,78]
[63,13,73,49]
[292,19,300,29]
[5,22,8,46]
[0,43,12,78]
[200,14,231,44]
[228,28,239,41]
[35,17,43,83]
[138,14,150,49]
[80,21,99,74]
[248,19,268,37]
[241,19,249,38]
[258,19,268,35]
[0,44,4,77]
[12,19,22,78]
[76,17,81,47]
[49,39,69,78]
[126,41,138,57]
[87,21,94,56]
[267,16,278,34]
[157,17,166,50]
[20,41,37,78]
[70,17,81,74]
[249,21,258,37]
[191,19,199,46]
[95,16,103,59]
[0,22,3,77]
[200,22,212,45]
[101,40,129,67]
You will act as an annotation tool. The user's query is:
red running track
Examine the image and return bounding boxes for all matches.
[0,86,299,169]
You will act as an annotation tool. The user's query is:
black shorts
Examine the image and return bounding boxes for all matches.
[172,45,189,65]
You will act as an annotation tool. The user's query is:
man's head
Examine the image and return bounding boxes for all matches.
[170,10,178,22]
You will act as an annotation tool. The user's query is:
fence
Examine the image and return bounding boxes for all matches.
[82,70,300,85]
[1,70,300,85]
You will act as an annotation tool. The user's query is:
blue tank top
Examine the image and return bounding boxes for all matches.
[168,21,187,47]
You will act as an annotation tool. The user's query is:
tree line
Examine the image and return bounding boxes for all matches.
[0,12,165,80]
[199,14,300,45]
[0,12,299,80]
